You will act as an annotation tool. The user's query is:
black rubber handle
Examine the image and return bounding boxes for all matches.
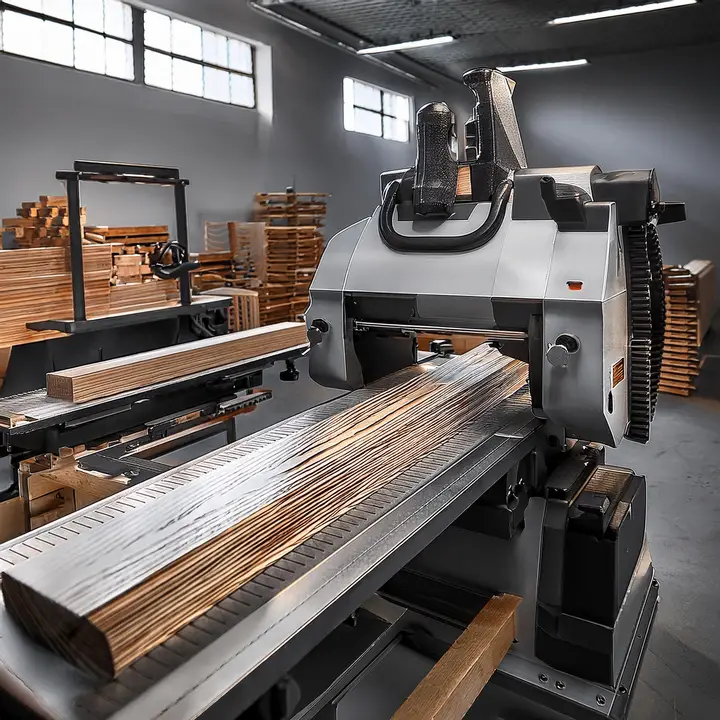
[150,241,201,279]
[413,102,458,217]
[379,178,513,253]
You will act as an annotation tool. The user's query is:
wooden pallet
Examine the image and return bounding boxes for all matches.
[201,189,328,325]
[660,260,716,397]
[202,288,260,331]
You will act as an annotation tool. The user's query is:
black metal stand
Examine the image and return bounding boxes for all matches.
[26,160,223,334]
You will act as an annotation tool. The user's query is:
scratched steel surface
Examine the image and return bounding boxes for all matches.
[0,360,536,719]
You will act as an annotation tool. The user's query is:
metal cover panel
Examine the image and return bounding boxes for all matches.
[343,206,506,301]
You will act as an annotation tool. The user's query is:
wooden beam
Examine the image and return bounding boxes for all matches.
[27,466,127,500]
[0,497,26,543]
[2,346,527,679]
[392,594,521,720]
[46,322,307,402]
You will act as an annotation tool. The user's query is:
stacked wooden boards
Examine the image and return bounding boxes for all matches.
[85,225,170,248]
[254,192,327,322]
[189,251,234,292]
[3,195,86,248]
[686,259,717,343]
[661,260,717,396]
[46,321,307,402]
[0,245,113,347]
[2,345,527,678]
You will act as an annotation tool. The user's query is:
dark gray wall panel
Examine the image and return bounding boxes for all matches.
[513,42,720,294]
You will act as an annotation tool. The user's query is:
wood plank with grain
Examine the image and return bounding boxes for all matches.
[392,594,521,720]
[46,322,307,402]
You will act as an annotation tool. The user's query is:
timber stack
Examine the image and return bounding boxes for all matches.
[189,251,234,292]
[253,190,328,322]
[660,259,716,396]
[79,225,181,308]
[0,217,184,348]
[0,245,113,347]
[3,195,86,248]
[200,189,329,326]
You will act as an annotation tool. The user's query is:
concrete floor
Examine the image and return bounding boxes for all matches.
[1,335,718,719]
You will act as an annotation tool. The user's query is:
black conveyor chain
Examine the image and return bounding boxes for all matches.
[625,223,665,443]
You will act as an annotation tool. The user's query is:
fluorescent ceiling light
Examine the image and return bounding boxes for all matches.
[357,35,454,55]
[498,59,589,72]
[549,0,697,25]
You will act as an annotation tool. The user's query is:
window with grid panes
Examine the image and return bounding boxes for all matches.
[343,77,411,142]
[0,0,134,79]
[143,9,255,108]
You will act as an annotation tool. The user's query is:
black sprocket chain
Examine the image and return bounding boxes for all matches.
[625,223,665,443]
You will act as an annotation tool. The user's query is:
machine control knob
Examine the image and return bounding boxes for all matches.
[307,318,329,346]
[546,344,570,368]
[546,334,580,368]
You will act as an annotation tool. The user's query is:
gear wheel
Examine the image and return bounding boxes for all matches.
[625,223,665,443]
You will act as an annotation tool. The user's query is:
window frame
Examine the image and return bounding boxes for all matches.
[343,77,412,143]
[140,8,256,109]
[0,0,135,79]
[0,1,258,110]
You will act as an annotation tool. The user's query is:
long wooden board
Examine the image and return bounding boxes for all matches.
[2,346,527,679]
[46,322,307,402]
[392,594,521,720]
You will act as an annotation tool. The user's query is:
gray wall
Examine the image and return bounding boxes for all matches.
[513,42,720,292]
[0,0,471,246]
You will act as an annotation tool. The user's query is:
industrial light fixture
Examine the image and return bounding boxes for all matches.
[357,35,454,55]
[549,0,697,26]
[497,59,589,72]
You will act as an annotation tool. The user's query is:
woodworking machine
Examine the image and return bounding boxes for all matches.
[301,67,685,717]
[0,69,683,720]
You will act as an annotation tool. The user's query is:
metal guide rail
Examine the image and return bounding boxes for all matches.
[0,363,542,720]
[0,344,309,438]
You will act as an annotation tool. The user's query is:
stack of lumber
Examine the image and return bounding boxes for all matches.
[201,190,328,326]
[253,190,329,226]
[84,225,181,304]
[3,196,86,248]
[3,345,526,678]
[84,225,170,249]
[0,245,113,347]
[687,259,717,343]
[46,322,307,402]
[108,279,179,314]
[189,251,234,292]
[111,248,155,285]
[660,259,716,396]
[254,191,327,322]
